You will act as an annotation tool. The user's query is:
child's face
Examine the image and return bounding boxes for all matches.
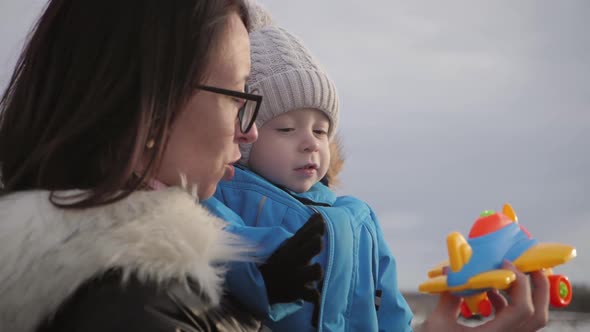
[249,109,331,193]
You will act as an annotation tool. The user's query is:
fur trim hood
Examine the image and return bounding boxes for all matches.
[0,187,247,332]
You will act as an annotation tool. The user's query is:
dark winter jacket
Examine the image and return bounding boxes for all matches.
[0,187,260,332]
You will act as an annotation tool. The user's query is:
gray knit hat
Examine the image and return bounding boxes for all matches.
[240,25,340,164]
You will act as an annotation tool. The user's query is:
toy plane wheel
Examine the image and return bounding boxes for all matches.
[460,301,472,318]
[478,298,493,317]
[549,275,572,307]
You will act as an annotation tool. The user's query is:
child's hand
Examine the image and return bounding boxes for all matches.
[258,213,325,305]
[418,260,549,332]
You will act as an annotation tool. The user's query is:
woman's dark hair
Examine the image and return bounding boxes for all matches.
[0,0,250,207]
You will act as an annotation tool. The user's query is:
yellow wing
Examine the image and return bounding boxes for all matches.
[419,276,449,294]
[464,269,516,290]
[427,260,449,278]
[513,243,577,273]
[419,269,516,294]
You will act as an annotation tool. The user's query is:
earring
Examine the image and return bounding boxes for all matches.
[146,138,155,149]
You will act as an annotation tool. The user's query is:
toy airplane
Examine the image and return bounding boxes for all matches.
[418,203,576,318]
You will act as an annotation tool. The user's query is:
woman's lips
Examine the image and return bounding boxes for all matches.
[222,164,235,181]
[222,156,240,181]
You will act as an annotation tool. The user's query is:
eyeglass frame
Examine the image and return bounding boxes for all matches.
[197,84,262,133]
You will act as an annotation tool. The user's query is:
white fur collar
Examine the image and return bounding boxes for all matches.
[0,188,247,332]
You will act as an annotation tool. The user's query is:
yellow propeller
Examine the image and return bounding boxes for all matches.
[502,203,518,223]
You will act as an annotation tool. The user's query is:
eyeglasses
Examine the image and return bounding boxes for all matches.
[198,84,262,133]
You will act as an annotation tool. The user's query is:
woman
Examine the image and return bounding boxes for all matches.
[0,0,323,331]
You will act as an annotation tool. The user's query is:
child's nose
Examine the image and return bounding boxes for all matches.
[304,142,319,152]
[301,135,320,152]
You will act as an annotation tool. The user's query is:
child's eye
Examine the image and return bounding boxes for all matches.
[276,128,294,133]
[314,129,328,136]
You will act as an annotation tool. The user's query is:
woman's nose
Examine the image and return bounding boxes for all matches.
[236,122,258,144]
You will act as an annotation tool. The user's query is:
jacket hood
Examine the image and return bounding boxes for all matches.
[0,187,249,332]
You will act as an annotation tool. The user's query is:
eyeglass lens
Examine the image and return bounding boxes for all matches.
[240,101,255,132]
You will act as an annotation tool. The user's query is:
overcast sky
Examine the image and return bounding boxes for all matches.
[1,0,588,291]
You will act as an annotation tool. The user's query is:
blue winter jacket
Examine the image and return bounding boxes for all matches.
[203,167,413,332]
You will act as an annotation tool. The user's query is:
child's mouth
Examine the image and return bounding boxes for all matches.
[295,163,318,171]
[295,163,318,176]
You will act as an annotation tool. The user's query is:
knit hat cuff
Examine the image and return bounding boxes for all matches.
[239,69,339,165]
[252,69,339,135]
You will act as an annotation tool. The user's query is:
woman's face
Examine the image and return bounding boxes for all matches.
[157,12,257,199]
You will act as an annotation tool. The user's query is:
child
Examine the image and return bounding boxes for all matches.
[205,4,550,332]
[204,21,414,332]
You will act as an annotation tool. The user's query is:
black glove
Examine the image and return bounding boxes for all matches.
[259,213,325,307]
